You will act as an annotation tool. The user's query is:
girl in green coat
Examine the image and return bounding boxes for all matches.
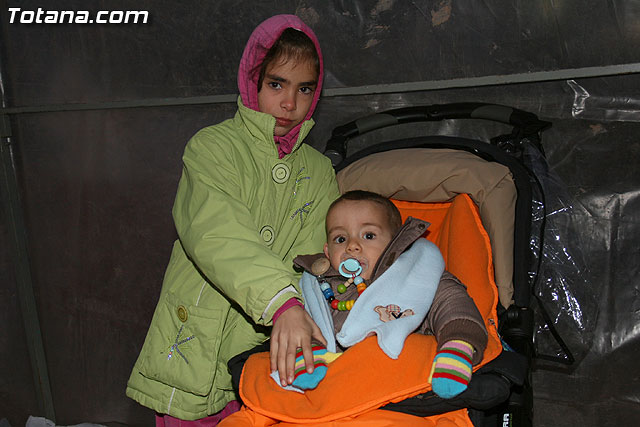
[126,14,339,425]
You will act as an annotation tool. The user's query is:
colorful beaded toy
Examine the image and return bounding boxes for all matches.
[320,258,367,311]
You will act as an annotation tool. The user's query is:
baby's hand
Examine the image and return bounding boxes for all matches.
[270,305,326,386]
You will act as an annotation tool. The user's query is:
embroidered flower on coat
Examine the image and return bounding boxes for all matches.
[292,167,310,198]
[167,325,195,364]
[291,200,314,225]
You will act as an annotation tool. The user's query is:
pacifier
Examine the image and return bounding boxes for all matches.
[339,258,363,278]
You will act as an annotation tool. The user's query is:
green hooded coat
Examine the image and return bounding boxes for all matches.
[125,97,339,419]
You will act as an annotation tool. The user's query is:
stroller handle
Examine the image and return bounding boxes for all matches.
[325,103,551,166]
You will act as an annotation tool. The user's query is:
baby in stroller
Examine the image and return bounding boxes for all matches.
[222,185,505,426]
[289,190,488,400]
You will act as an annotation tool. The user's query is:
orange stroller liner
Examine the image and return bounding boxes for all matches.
[223,194,501,426]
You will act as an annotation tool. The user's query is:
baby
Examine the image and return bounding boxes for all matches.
[292,190,488,399]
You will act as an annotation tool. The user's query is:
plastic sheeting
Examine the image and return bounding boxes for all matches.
[568,79,640,122]
[1,1,640,426]
[525,143,598,366]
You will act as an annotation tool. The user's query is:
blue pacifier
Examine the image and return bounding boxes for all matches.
[339,258,363,278]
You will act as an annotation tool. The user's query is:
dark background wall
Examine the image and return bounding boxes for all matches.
[1,1,639,426]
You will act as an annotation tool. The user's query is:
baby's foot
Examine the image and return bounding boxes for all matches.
[429,340,474,399]
[291,345,342,390]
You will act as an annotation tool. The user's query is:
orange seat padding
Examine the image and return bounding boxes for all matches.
[393,195,500,327]
[223,194,501,426]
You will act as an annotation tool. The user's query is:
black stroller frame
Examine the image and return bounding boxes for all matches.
[324,103,562,426]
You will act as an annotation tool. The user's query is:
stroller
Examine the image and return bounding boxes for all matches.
[224,103,553,426]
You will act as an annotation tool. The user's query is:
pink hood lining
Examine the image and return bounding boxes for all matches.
[237,14,324,158]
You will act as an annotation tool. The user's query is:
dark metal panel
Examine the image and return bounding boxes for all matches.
[8,103,235,425]
[2,0,640,106]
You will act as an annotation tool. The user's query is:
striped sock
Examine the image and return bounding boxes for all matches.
[291,345,342,390]
[429,340,474,399]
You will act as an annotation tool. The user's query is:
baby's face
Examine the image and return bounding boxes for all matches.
[323,200,394,281]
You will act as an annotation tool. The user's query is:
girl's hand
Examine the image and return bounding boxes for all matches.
[270,305,327,386]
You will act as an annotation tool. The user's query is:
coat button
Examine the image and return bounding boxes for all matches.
[177,305,188,323]
[260,225,275,245]
[271,163,290,184]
